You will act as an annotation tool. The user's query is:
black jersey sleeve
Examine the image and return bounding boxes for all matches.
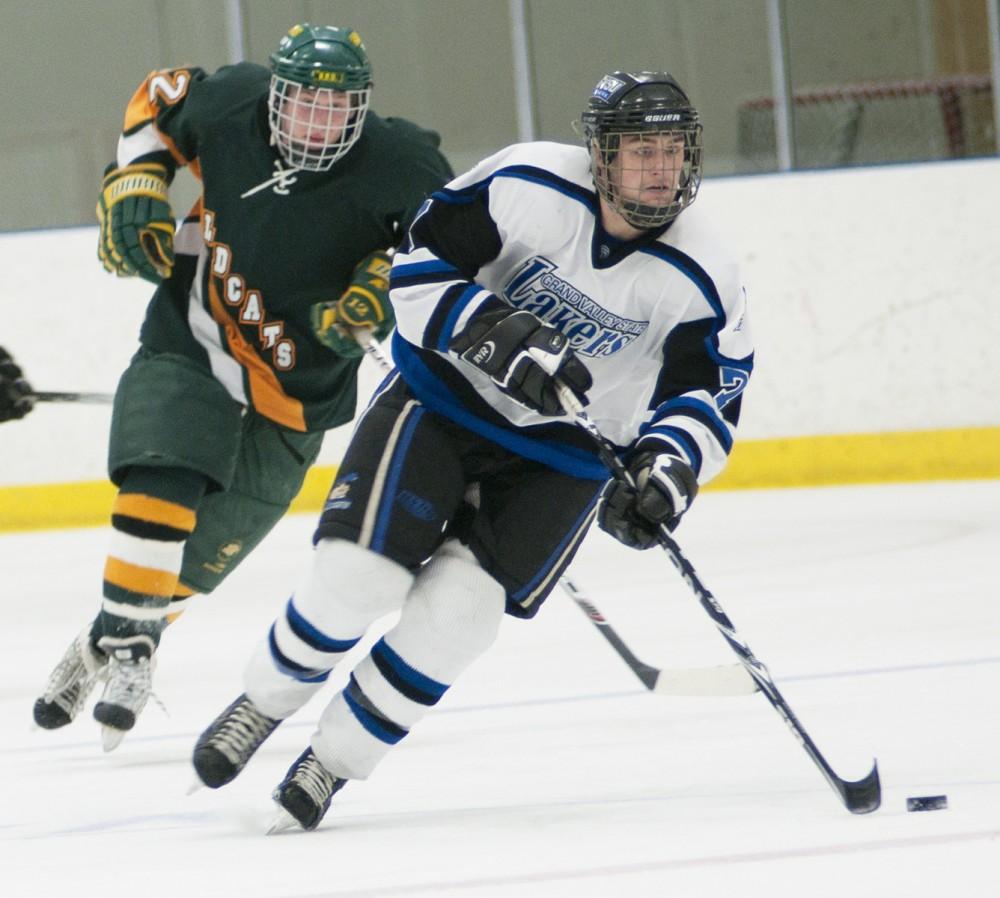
[390,180,511,352]
[406,185,503,278]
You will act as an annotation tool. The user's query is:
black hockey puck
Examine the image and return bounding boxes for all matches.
[906,795,948,812]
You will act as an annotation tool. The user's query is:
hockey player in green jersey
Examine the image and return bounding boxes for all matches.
[31,23,453,751]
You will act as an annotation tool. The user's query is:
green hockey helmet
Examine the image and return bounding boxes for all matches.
[268,24,374,170]
[581,71,703,228]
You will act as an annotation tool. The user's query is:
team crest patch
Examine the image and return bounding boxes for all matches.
[201,540,243,575]
[592,75,626,102]
[324,472,358,512]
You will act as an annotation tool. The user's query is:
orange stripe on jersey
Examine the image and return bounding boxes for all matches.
[123,77,159,131]
[113,493,197,532]
[207,278,307,431]
[104,557,179,598]
[123,69,194,167]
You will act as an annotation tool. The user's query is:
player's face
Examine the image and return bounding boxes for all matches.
[279,85,354,148]
[609,132,687,205]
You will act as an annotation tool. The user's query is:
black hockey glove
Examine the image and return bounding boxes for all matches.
[598,451,698,550]
[449,309,592,416]
[0,346,35,423]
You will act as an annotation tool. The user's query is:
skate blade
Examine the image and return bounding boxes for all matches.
[186,778,204,796]
[101,725,127,753]
[266,805,302,835]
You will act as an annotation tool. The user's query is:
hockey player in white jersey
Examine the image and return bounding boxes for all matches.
[192,71,754,831]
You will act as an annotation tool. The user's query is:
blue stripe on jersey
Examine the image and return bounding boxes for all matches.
[495,165,596,207]
[436,283,486,351]
[423,283,470,350]
[267,624,330,683]
[429,186,480,205]
[654,396,733,454]
[285,598,361,654]
[392,333,608,480]
[641,243,725,321]
[391,259,461,280]
[636,424,704,474]
[640,244,753,373]
[433,165,596,211]
[425,286,507,352]
[343,677,407,744]
[511,484,602,604]
[390,259,461,290]
[371,404,425,552]
[371,637,449,706]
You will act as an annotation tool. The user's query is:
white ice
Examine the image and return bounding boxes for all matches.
[2,480,998,897]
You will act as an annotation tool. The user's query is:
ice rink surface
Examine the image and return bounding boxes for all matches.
[1,480,997,897]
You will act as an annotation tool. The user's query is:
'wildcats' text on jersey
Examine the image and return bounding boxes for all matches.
[117,62,451,432]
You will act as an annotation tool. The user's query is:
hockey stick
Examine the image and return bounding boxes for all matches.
[351,326,392,373]
[30,390,114,405]
[556,383,881,814]
[353,329,754,697]
[560,576,757,696]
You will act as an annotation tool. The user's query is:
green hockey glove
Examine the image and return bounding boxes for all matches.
[312,250,395,358]
[97,162,175,284]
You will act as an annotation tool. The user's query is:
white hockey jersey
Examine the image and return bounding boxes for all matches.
[389,141,753,484]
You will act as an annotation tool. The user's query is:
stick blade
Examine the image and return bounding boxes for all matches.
[837,760,881,814]
[653,663,758,697]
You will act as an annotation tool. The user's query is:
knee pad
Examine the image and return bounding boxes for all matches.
[292,538,413,637]
[387,539,506,680]
[310,541,507,778]
[249,541,413,718]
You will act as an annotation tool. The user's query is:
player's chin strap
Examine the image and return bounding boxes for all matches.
[554,380,882,814]
[351,328,755,698]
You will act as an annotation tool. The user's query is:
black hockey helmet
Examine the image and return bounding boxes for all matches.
[581,71,703,228]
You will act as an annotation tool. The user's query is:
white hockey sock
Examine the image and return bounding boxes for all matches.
[311,539,506,779]
[244,538,413,719]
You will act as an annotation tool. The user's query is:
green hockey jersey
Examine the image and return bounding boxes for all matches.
[116,62,452,431]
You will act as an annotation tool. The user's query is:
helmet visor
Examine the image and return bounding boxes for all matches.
[591,127,703,228]
[268,75,371,170]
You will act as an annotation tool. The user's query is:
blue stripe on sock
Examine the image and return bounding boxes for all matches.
[267,624,330,684]
[370,637,449,706]
[343,682,408,744]
[285,598,361,654]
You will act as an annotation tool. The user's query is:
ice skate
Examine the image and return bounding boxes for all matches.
[267,747,346,833]
[193,694,281,789]
[33,627,108,729]
[93,653,155,751]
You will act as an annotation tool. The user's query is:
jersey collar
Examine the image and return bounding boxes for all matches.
[591,215,672,269]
